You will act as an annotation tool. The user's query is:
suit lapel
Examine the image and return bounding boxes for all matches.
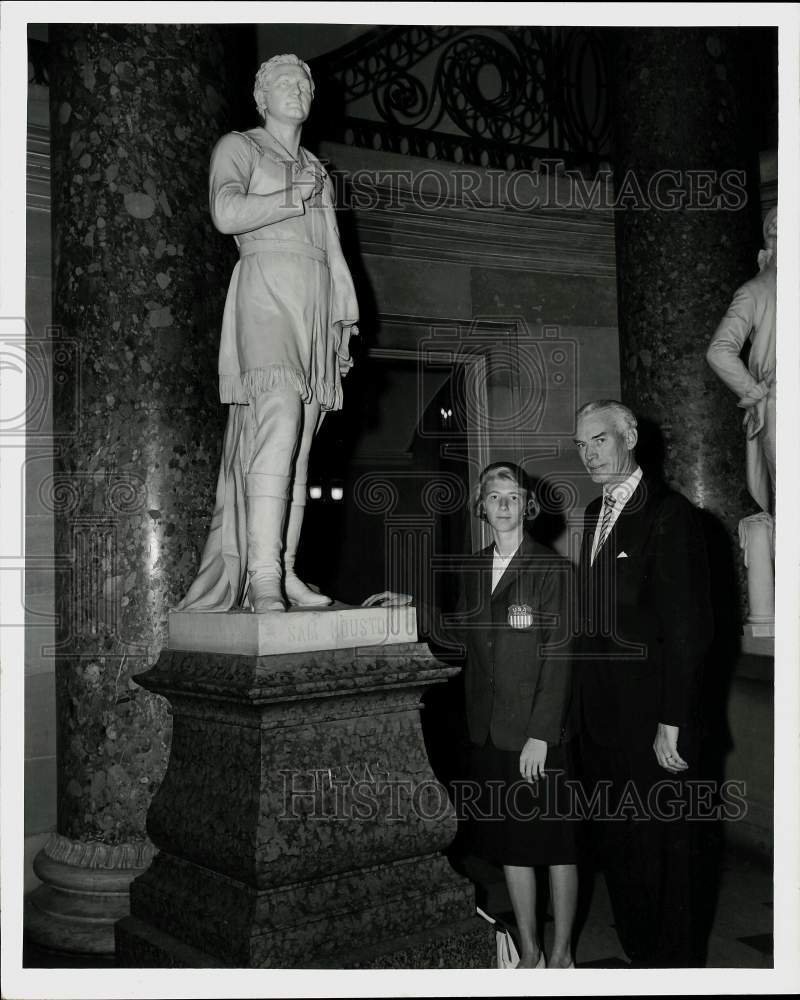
[583,478,654,572]
[491,534,534,610]
[580,498,601,568]
[471,544,495,622]
[610,475,662,559]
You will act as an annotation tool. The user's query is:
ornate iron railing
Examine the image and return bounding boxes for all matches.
[311,25,611,171]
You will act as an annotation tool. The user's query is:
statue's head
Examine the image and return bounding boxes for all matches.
[758,206,777,271]
[253,54,314,125]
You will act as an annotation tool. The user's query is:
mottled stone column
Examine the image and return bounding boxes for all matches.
[609,27,760,541]
[25,23,253,955]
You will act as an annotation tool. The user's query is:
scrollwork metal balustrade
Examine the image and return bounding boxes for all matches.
[311,25,611,172]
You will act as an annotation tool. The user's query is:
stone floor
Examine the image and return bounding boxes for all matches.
[475,846,773,969]
[570,851,773,969]
[22,845,772,969]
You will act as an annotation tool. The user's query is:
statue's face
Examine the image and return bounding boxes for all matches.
[261,64,313,125]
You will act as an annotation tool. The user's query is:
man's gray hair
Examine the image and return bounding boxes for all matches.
[254,54,314,117]
[576,399,638,436]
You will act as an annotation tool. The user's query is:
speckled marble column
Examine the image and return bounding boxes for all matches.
[610,28,759,541]
[26,23,253,956]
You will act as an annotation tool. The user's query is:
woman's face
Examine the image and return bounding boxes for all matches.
[482,474,526,534]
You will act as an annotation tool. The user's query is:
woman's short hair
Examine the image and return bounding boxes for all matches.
[253,54,314,118]
[470,461,540,521]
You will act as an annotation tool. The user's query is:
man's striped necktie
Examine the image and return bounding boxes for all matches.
[593,493,617,563]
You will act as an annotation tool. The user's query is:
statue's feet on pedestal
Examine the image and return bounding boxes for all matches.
[251,595,287,612]
[167,601,418,655]
[248,577,287,613]
[284,574,332,608]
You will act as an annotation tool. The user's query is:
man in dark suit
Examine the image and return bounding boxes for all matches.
[572,400,712,967]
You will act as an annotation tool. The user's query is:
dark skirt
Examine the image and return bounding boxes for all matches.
[464,736,578,867]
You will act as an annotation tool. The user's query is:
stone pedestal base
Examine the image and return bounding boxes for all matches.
[741,623,775,657]
[116,913,494,969]
[116,642,485,968]
[116,853,494,968]
[739,512,774,634]
[25,833,153,956]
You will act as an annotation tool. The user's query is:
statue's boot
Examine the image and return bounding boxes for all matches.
[245,473,289,613]
[283,481,332,607]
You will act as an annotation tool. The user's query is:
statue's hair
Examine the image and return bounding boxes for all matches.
[253,54,314,117]
[763,206,777,245]
[576,399,638,437]
[757,206,778,271]
[761,205,778,250]
[470,462,540,521]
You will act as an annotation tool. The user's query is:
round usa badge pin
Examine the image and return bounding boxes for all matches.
[508,603,534,629]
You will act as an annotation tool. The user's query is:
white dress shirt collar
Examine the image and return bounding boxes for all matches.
[602,465,643,510]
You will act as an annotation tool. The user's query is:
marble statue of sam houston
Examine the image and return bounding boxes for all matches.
[178,54,359,613]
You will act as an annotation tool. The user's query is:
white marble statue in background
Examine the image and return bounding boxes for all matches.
[706,206,777,628]
[707,206,776,514]
[178,54,359,613]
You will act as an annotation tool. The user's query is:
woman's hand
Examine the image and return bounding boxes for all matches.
[362,591,414,608]
[519,738,547,782]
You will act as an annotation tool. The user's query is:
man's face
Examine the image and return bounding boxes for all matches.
[482,474,526,533]
[575,411,637,484]
[262,65,313,125]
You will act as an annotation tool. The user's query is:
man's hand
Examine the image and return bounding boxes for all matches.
[294,163,325,202]
[520,737,547,782]
[362,591,413,608]
[653,722,688,773]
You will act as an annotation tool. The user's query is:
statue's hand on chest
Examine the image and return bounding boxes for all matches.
[247,156,308,200]
[292,161,326,205]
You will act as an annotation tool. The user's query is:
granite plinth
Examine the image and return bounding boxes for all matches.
[741,625,774,657]
[168,604,417,655]
[117,852,488,967]
[116,908,496,969]
[116,643,480,967]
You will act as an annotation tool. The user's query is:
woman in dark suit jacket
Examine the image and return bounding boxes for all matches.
[458,462,577,969]
[365,462,578,968]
